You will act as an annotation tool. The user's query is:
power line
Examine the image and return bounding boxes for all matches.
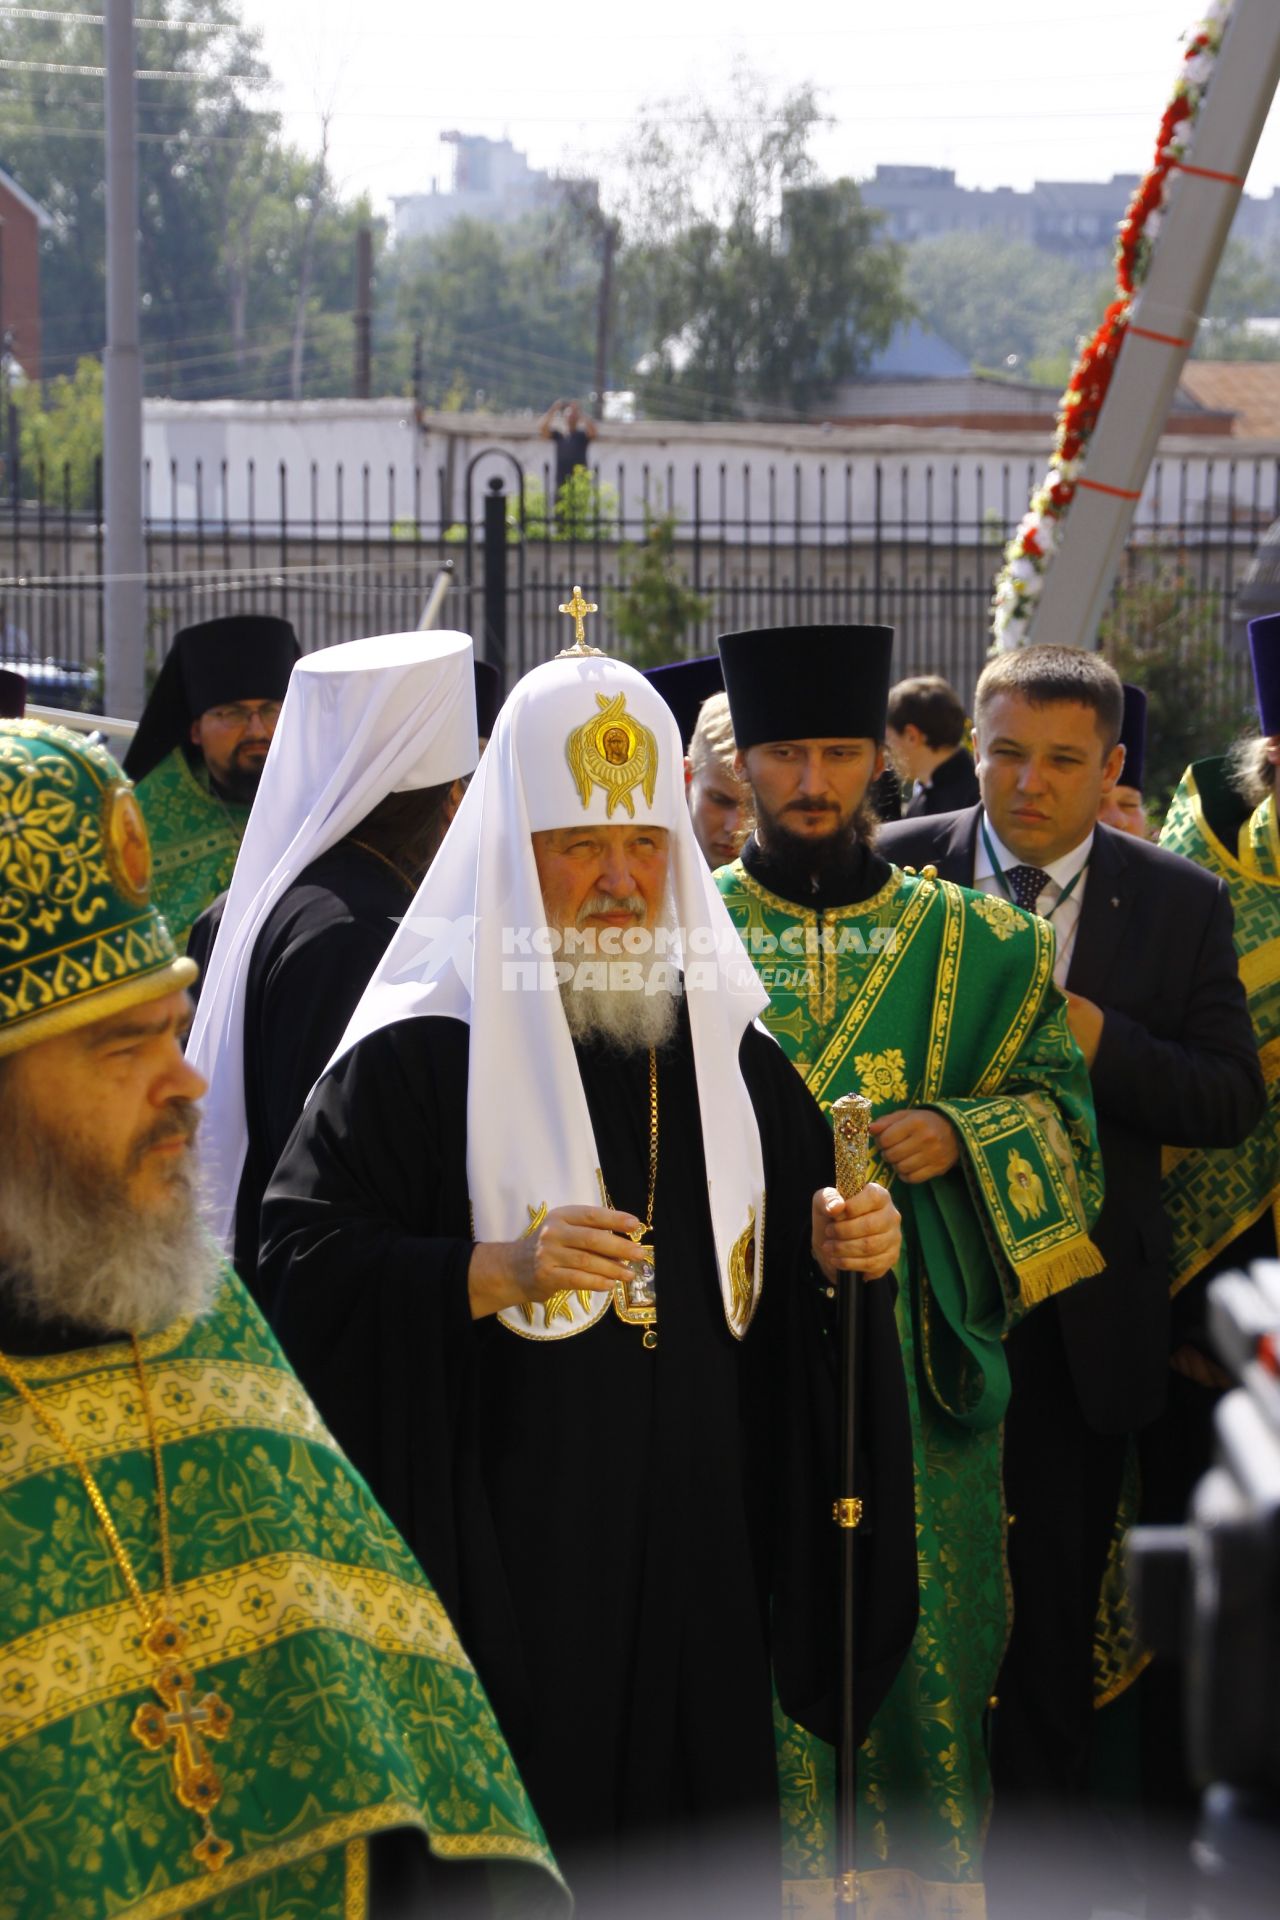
[0,4,230,24]
[0,55,261,80]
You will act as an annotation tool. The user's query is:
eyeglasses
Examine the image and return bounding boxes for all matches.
[204,702,283,730]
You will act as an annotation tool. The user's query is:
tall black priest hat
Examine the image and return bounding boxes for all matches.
[1118,682,1148,792]
[123,613,301,783]
[473,659,502,741]
[0,667,26,719]
[718,625,895,751]
[1248,612,1280,736]
[642,654,724,747]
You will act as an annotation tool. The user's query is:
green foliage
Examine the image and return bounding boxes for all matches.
[608,511,711,669]
[903,234,1112,373]
[1193,239,1280,359]
[383,215,598,414]
[14,357,102,507]
[1098,571,1254,813]
[445,468,618,545]
[615,70,908,417]
[0,0,383,399]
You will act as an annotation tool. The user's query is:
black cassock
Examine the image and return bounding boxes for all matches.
[260,1003,917,1918]
[232,840,410,1305]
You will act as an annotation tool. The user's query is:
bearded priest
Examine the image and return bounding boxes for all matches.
[258,648,919,1918]
[714,624,1106,1920]
[0,720,567,1918]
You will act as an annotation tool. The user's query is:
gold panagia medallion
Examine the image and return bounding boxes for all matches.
[565,692,658,819]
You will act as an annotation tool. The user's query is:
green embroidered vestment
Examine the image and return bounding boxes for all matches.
[0,1270,566,1920]
[1159,759,1280,1287]
[716,861,1103,1920]
[134,748,250,953]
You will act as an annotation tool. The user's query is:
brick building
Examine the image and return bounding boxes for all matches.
[0,168,49,379]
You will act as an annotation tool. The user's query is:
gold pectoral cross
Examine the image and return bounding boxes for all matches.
[557,584,602,654]
[132,1619,235,1873]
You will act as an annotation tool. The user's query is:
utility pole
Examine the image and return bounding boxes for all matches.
[354,225,372,400]
[103,0,146,719]
[593,217,618,421]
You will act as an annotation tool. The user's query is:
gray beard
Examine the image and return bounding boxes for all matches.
[0,1108,221,1337]
[561,977,680,1053]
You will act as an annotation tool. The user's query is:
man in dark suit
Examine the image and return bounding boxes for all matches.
[878,644,1264,1915]
[886,673,980,816]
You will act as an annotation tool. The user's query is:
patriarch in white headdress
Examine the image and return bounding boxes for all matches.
[334,648,771,1341]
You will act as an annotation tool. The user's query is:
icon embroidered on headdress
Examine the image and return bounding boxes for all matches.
[565,692,658,818]
[104,784,153,906]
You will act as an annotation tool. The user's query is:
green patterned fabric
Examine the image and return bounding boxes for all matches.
[134,748,250,954]
[0,1270,566,1920]
[717,860,1104,1920]
[0,722,195,1057]
[1159,760,1280,1292]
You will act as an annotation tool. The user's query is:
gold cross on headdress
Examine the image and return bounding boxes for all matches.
[557,585,602,656]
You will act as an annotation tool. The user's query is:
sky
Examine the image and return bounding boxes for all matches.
[242,0,1280,217]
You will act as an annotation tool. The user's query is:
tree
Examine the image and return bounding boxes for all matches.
[13,356,102,507]
[384,215,599,414]
[608,510,711,668]
[1098,571,1253,813]
[1193,238,1280,359]
[612,70,909,417]
[903,233,1113,374]
[0,0,382,400]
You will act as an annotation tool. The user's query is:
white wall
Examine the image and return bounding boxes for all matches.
[141,399,1276,542]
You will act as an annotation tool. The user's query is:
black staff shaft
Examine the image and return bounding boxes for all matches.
[830,1089,871,1915]
[835,1267,862,1910]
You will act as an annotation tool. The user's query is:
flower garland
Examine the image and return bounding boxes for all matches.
[990,0,1233,649]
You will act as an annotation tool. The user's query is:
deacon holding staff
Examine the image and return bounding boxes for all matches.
[259,641,919,1918]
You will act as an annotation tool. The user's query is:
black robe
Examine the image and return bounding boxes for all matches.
[259,1003,917,1918]
[230,840,412,1305]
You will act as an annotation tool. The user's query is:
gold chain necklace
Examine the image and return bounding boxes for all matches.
[602,1048,659,1348]
[0,1338,236,1876]
[346,835,418,899]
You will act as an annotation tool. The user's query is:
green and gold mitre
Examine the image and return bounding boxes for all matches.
[0,719,196,1056]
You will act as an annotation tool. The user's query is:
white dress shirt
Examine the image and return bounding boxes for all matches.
[973,814,1093,989]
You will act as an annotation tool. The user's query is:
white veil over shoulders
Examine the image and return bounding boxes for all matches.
[333,651,770,1342]
[188,628,478,1249]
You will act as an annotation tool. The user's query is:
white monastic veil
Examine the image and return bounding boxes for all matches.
[188,629,479,1250]
[333,652,771,1341]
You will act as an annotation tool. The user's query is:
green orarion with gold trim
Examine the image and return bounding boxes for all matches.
[1159,758,1280,1289]
[134,745,252,954]
[0,1270,567,1919]
[717,859,1104,1920]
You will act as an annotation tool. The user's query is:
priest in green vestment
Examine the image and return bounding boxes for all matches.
[714,626,1105,1920]
[125,616,300,952]
[1159,613,1280,1293]
[0,718,565,1919]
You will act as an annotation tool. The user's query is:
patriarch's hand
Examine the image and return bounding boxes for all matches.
[468,1205,647,1320]
[812,1182,900,1283]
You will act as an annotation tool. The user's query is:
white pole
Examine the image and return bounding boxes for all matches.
[103,0,146,718]
[1026,0,1280,651]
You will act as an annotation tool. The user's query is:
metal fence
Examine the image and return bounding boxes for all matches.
[1,447,1274,711]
